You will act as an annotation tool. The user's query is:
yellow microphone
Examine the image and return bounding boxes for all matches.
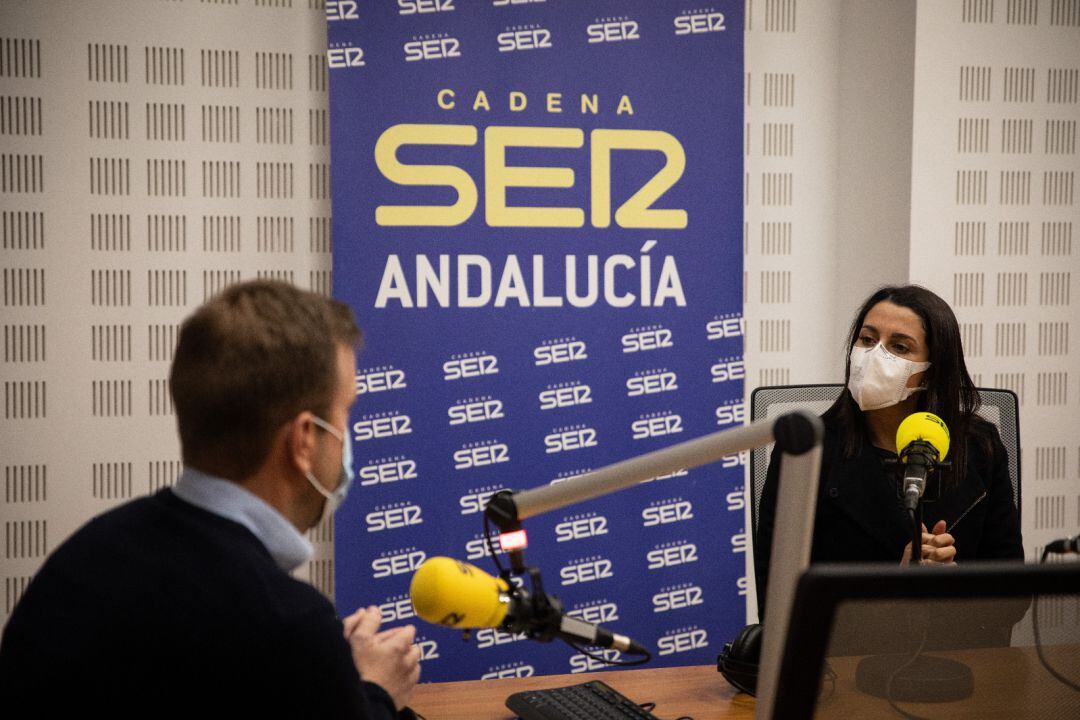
[409,557,512,629]
[895,412,950,512]
[409,556,648,655]
[896,412,950,461]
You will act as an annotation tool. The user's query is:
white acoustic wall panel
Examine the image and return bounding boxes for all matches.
[0,0,335,625]
[911,0,1080,562]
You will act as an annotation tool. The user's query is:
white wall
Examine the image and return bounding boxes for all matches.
[909,0,1080,561]
[0,0,336,624]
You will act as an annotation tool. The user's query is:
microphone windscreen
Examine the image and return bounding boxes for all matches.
[896,412,950,460]
[410,556,511,629]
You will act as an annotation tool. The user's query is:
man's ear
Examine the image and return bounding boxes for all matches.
[285,411,319,475]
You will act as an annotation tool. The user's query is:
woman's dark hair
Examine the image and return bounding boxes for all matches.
[823,285,987,485]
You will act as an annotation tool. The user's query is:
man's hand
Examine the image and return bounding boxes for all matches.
[901,520,957,565]
[343,605,421,711]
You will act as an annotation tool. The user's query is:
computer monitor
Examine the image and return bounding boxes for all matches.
[768,561,1080,719]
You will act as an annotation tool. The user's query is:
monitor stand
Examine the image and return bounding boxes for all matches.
[855,653,974,703]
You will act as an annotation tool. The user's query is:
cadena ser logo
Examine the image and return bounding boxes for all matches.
[371,547,426,578]
[415,636,440,661]
[722,450,749,469]
[673,9,727,35]
[443,351,499,381]
[731,530,749,555]
[631,411,683,440]
[327,42,365,69]
[453,440,510,470]
[353,412,412,442]
[710,356,745,383]
[726,485,746,512]
[551,468,592,485]
[365,502,423,533]
[465,532,506,560]
[538,381,592,411]
[534,337,588,366]
[325,0,359,21]
[404,34,462,63]
[641,498,694,527]
[657,626,709,656]
[448,396,504,426]
[359,456,417,487]
[497,24,553,53]
[641,467,689,484]
[737,576,749,597]
[398,0,455,15]
[706,313,745,340]
[646,540,698,570]
[544,424,599,454]
[586,16,641,44]
[626,368,678,397]
[379,593,416,623]
[355,366,407,395]
[566,600,619,625]
[652,583,705,613]
[493,0,545,6]
[481,662,534,680]
[475,628,527,649]
[570,649,622,674]
[560,555,614,586]
[458,484,505,515]
[554,512,609,543]
[621,324,674,353]
[715,400,747,427]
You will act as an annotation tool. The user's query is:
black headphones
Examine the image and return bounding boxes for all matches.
[716,623,762,696]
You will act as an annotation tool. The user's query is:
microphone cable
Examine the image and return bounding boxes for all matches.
[884,611,932,720]
[481,513,651,667]
[1034,539,1080,692]
[563,636,652,667]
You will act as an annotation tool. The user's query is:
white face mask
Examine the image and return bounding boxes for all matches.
[847,343,931,411]
[305,416,354,515]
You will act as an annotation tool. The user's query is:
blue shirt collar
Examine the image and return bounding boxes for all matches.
[172,467,313,572]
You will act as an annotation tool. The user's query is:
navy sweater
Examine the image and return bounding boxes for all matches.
[0,489,406,718]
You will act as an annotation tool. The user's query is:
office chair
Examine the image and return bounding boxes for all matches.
[748,383,1022,572]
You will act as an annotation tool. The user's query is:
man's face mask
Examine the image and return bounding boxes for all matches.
[848,343,931,412]
[305,416,354,514]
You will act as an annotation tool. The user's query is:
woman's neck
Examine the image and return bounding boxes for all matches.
[863,397,920,452]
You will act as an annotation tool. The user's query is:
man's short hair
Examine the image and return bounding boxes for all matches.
[169,280,361,480]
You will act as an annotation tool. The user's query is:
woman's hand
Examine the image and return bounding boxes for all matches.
[901,520,957,565]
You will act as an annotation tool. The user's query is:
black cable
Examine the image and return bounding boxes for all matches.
[1034,547,1080,692]
[818,662,837,704]
[562,637,652,667]
[908,507,922,566]
[483,512,507,577]
[884,613,932,720]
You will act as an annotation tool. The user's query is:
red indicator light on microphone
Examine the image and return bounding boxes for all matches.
[499,529,528,551]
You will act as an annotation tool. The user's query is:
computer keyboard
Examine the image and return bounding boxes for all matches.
[505,680,661,720]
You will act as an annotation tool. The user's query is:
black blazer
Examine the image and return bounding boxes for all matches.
[754,419,1024,616]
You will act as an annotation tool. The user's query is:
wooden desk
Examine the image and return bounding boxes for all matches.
[410,646,1080,719]
[410,664,755,720]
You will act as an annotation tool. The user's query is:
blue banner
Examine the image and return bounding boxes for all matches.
[328,0,744,682]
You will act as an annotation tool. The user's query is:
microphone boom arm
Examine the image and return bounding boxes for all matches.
[486,410,823,530]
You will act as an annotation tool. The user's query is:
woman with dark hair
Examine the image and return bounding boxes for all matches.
[754,285,1024,609]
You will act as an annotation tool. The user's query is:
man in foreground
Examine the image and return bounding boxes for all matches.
[0,280,419,717]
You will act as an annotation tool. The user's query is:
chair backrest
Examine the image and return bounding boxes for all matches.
[748,384,1021,542]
